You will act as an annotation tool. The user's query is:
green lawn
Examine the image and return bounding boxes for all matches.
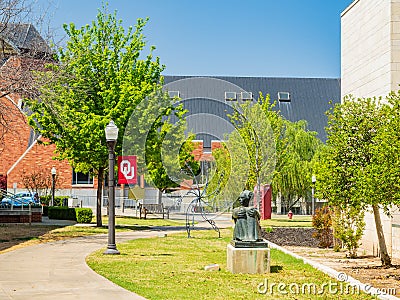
[260,215,312,228]
[96,216,186,228]
[86,229,375,300]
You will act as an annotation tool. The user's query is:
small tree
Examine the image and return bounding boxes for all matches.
[332,206,365,258]
[312,206,333,248]
[208,143,231,209]
[317,96,396,265]
[21,168,53,197]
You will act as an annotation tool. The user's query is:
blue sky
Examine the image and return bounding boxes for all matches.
[36,0,354,78]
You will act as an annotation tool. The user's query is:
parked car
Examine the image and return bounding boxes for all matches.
[0,192,39,208]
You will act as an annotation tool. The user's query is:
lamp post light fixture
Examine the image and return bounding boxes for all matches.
[51,167,56,206]
[311,175,316,216]
[104,120,120,255]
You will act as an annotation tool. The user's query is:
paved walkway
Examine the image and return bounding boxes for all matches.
[0,230,179,300]
[0,217,233,300]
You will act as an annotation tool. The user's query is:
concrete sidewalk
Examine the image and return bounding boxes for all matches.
[0,231,166,300]
[0,215,233,299]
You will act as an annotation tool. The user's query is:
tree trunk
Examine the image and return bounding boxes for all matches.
[372,204,391,266]
[96,167,104,227]
[157,189,162,205]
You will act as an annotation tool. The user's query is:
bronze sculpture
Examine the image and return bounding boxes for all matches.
[231,190,268,247]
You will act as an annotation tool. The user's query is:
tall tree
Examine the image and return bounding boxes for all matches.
[224,96,276,209]
[122,89,199,203]
[212,94,320,213]
[273,119,321,213]
[26,5,164,226]
[316,96,399,265]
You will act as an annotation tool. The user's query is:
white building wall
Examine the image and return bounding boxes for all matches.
[341,0,392,99]
[341,0,400,259]
[361,208,393,257]
[390,0,400,91]
[391,208,400,258]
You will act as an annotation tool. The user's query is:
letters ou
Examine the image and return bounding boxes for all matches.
[120,160,135,179]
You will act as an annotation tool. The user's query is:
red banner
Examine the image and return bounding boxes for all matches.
[118,156,137,184]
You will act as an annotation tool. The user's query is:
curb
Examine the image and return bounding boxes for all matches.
[267,240,399,300]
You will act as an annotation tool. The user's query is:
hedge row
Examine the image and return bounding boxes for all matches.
[40,195,69,206]
[48,207,93,223]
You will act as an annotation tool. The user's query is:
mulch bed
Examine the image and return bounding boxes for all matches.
[261,227,320,248]
[261,226,400,294]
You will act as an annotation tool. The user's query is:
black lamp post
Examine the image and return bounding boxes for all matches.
[311,175,316,215]
[51,167,56,206]
[104,120,120,255]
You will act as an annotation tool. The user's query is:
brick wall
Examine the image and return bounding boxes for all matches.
[211,140,222,151]
[0,211,41,223]
[0,94,31,175]
[7,138,73,189]
[191,140,203,160]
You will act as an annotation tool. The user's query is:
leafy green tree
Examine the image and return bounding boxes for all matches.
[273,119,322,213]
[122,89,199,203]
[316,96,398,265]
[26,6,164,226]
[208,143,232,208]
[223,96,276,209]
[212,94,320,213]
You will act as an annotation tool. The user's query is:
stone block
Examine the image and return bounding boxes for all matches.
[204,264,220,271]
[227,244,270,274]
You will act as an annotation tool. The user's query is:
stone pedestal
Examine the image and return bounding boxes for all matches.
[227,244,270,274]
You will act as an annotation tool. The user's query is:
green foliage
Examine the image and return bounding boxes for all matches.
[215,94,321,210]
[40,195,69,206]
[274,119,322,211]
[48,207,93,223]
[312,206,333,248]
[75,208,93,223]
[332,206,365,258]
[315,97,382,210]
[48,207,77,221]
[122,89,199,195]
[313,96,400,260]
[145,122,199,193]
[229,96,277,190]
[208,143,231,207]
[27,6,163,174]
[25,4,164,226]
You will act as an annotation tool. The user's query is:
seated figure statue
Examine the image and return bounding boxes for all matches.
[232,190,263,243]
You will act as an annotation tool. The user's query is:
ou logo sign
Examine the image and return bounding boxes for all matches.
[117,156,137,184]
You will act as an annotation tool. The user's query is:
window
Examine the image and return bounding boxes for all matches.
[241,92,253,101]
[72,169,93,185]
[168,90,180,98]
[225,92,237,101]
[17,99,24,109]
[278,92,291,102]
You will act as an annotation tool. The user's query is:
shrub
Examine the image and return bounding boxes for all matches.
[40,195,69,206]
[48,207,77,221]
[312,206,333,248]
[332,206,365,258]
[75,208,93,223]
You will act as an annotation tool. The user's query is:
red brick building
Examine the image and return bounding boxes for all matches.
[0,24,89,198]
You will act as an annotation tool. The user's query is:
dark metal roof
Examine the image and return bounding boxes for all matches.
[163,76,341,144]
[0,23,51,55]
